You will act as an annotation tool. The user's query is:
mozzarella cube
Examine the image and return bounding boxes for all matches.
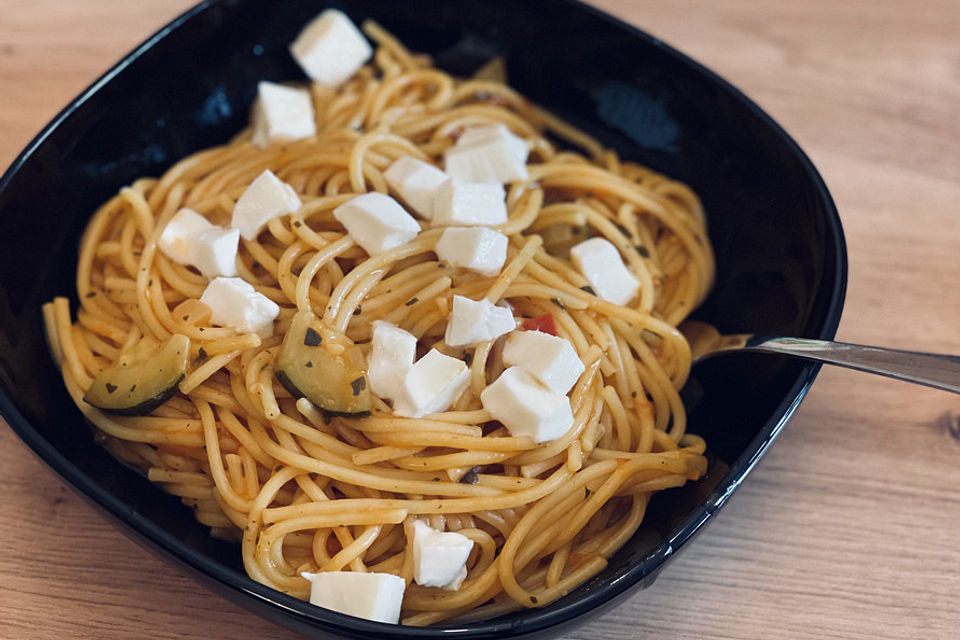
[480,366,574,443]
[444,295,515,347]
[368,321,417,401]
[301,571,405,624]
[384,157,448,220]
[393,350,469,418]
[159,208,215,265]
[502,331,584,395]
[231,170,302,240]
[435,227,508,276]
[190,227,240,278]
[333,192,420,255]
[200,277,279,338]
[570,237,639,306]
[289,9,373,87]
[250,81,317,148]
[444,124,529,183]
[412,520,473,590]
[159,209,239,278]
[432,180,507,227]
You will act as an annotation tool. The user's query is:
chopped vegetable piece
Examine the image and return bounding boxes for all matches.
[521,313,557,336]
[275,311,371,415]
[83,334,190,415]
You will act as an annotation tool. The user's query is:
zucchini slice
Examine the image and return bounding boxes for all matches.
[83,334,190,415]
[275,311,371,416]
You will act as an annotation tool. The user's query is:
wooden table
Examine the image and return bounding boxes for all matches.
[2,1,959,638]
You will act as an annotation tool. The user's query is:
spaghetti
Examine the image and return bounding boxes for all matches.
[43,20,714,625]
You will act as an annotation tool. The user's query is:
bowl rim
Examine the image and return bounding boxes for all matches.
[0,0,847,637]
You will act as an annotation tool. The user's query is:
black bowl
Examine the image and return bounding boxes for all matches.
[0,1,846,638]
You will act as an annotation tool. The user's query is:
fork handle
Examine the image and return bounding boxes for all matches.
[746,336,960,394]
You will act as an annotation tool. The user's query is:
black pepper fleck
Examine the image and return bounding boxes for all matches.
[304,328,322,346]
[105,383,117,394]
[305,361,313,368]
[635,245,650,258]
[405,297,418,306]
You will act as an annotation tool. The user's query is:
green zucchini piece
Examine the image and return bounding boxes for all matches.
[275,311,370,416]
[83,334,190,415]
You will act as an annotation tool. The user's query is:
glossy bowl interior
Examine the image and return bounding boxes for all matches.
[0,1,846,638]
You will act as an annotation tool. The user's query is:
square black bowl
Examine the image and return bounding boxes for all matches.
[0,1,846,638]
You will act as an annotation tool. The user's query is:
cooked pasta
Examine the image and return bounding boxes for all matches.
[43,18,714,625]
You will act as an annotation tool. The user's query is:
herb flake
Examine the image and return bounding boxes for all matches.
[350,376,367,396]
[460,467,481,485]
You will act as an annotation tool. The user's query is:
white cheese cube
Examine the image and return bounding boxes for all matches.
[383,157,448,220]
[250,81,317,148]
[412,520,473,590]
[368,321,417,401]
[159,208,215,265]
[502,330,584,395]
[200,277,279,338]
[393,349,469,418]
[444,124,529,183]
[432,180,507,227]
[231,170,302,240]
[480,366,574,443]
[444,295,515,347]
[333,192,420,255]
[435,227,508,276]
[190,227,240,278]
[289,9,373,87]
[301,571,405,624]
[570,237,639,306]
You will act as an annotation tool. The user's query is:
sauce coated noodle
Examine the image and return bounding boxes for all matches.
[43,20,714,625]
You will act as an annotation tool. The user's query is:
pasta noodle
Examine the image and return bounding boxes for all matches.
[43,20,714,625]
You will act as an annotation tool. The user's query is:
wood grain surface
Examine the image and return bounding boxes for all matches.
[2,1,959,638]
